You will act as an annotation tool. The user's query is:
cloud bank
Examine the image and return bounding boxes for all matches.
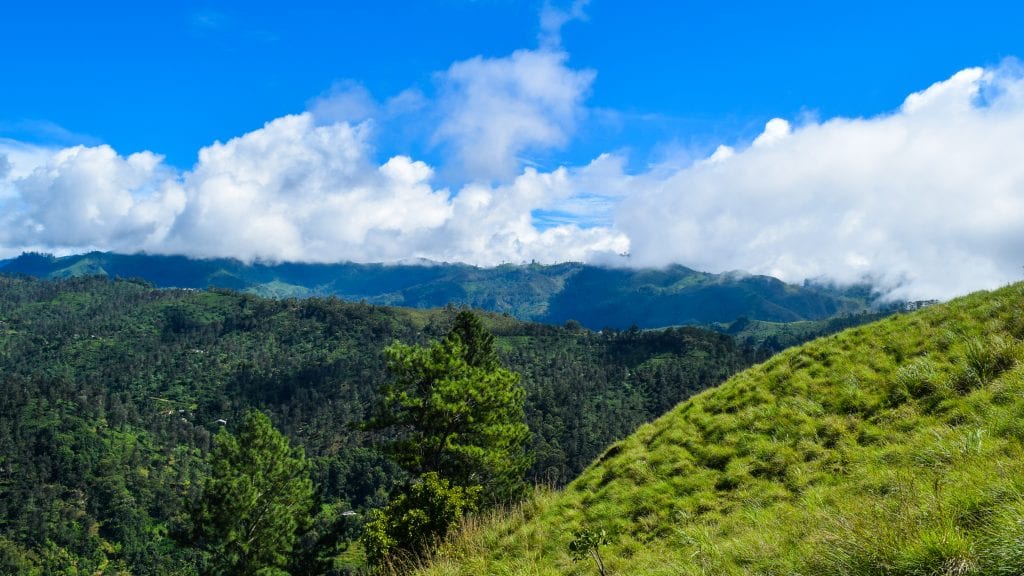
[2,56,1024,300]
[617,64,1024,300]
[0,107,627,267]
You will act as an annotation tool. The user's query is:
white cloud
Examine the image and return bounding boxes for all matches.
[307,82,381,125]
[162,113,454,262]
[616,61,1024,300]
[3,57,1024,302]
[0,143,184,251]
[433,48,594,181]
[0,112,625,265]
[752,118,791,147]
[539,0,589,49]
[434,164,627,264]
[307,81,427,126]
[705,145,735,164]
[901,67,984,115]
[0,139,57,183]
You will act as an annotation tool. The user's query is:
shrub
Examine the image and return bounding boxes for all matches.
[361,473,480,567]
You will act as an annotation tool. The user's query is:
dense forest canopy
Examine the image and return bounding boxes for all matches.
[0,274,792,573]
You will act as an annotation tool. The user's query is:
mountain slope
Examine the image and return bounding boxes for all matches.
[0,275,756,573]
[419,283,1024,576]
[0,252,882,329]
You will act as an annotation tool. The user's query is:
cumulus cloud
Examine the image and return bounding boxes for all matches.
[0,143,184,252]
[3,57,1024,302]
[0,113,625,265]
[617,61,1024,300]
[435,162,627,264]
[163,114,457,262]
[307,41,594,185]
[433,48,594,181]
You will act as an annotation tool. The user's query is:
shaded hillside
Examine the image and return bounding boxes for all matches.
[419,283,1024,576]
[0,275,752,573]
[543,265,874,327]
[0,252,883,329]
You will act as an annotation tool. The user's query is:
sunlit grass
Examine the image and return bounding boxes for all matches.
[416,283,1024,575]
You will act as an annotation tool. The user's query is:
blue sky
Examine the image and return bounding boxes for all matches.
[2,1,1024,299]
[4,1,1019,169]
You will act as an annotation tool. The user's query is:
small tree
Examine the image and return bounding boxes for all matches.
[569,527,609,576]
[360,472,480,566]
[186,410,314,576]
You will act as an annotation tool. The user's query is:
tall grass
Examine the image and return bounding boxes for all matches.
[416,284,1024,576]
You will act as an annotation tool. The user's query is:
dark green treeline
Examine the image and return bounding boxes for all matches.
[0,275,753,572]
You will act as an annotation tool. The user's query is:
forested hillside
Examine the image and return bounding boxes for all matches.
[419,283,1024,576]
[0,252,885,329]
[0,275,755,573]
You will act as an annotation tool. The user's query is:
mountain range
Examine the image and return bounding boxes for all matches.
[0,251,887,330]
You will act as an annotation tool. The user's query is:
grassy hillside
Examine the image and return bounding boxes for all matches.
[0,252,883,329]
[419,283,1024,576]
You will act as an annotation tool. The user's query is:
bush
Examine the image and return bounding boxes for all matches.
[361,473,480,567]
[955,336,1018,392]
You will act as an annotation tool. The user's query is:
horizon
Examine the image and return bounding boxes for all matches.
[3,1,1024,300]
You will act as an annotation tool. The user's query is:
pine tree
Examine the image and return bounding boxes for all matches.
[378,333,531,503]
[363,312,531,564]
[186,410,314,576]
[444,310,500,370]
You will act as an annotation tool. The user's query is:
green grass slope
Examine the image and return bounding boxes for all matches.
[419,283,1024,576]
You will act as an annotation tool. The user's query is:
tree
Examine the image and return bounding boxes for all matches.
[363,312,531,565]
[569,527,610,576]
[373,312,531,503]
[360,472,480,567]
[186,410,314,576]
[444,310,500,370]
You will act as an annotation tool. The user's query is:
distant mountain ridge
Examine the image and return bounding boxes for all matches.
[0,251,885,329]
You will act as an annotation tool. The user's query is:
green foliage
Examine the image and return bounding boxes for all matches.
[0,274,771,571]
[186,410,314,575]
[445,310,500,370]
[568,527,609,576]
[374,312,531,504]
[415,283,1024,576]
[361,472,480,567]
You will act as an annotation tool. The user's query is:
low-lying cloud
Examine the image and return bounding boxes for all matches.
[2,56,1024,301]
[617,64,1024,300]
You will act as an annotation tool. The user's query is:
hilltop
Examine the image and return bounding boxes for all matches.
[419,282,1024,575]
[0,252,884,329]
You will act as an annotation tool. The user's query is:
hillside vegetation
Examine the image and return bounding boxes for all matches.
[0,251,883,329]
[0,275,755,573]
[419,282,1024,576]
